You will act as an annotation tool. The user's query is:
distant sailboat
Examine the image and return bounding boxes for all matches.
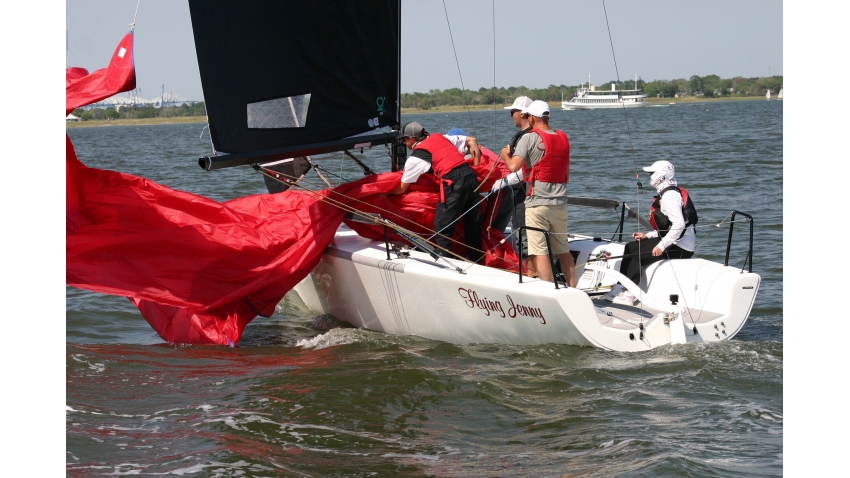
[778,87,783,100]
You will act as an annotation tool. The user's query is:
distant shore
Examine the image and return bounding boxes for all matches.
[65,115,207,129]
[66,95,772,128]
[401,95,768,114]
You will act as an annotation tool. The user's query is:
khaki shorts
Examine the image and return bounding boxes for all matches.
[525,204,570,255]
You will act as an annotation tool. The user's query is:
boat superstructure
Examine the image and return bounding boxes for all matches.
[563,77,648,110]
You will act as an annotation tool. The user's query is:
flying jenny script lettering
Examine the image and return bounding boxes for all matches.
[457,288,546,324]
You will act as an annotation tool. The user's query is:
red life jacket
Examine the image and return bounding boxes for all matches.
[525,128,570,197]
[412,134,466,177]
[412,134,466,202]
[649,186,699,238]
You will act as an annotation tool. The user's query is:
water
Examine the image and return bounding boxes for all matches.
[66,100,783,476]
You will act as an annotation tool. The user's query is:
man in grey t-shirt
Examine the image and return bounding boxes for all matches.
[501,100,576,286]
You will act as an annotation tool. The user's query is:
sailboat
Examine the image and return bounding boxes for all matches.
[180,0,761,351]
[766,89,771,100]
[778,87,783,100]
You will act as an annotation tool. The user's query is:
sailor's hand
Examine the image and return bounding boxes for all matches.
[469,143,481,165]
[652,246,663,256]
[633,232,648,241]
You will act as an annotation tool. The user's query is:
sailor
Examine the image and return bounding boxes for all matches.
[389,121,484,262]
[503,100,576,286]
[495,96,535,274]
[606,160,697,305]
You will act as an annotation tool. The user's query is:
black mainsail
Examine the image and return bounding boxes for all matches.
[189,0,401,171]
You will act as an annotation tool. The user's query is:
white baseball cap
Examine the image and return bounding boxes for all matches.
[504,96,533,111]
[643,160,674,173]
[522,100,550,118]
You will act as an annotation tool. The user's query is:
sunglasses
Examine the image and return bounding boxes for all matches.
[509,109,521,116]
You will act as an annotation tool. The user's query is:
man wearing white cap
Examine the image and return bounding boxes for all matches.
[489,97,533,264]
[390,121,484,262]
[501,100,576,286]
[606,160,697,305]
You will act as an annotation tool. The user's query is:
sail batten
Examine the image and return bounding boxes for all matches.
[189,0,401,166]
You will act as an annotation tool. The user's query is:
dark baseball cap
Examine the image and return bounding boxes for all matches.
[399,121,426,138]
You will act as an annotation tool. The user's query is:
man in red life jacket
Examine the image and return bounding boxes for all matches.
[606,160,696,305]
[389,121,485,262]
[501,101,576,286]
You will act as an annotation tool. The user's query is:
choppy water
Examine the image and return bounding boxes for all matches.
[67,100,783,476]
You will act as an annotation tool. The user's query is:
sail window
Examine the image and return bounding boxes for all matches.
[247,94,311,129]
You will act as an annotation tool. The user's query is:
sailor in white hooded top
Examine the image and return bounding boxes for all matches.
[606,160,697,305]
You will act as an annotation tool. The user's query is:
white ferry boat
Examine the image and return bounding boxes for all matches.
[562,79,648,110]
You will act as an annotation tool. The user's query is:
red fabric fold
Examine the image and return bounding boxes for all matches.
[66,31,135,115]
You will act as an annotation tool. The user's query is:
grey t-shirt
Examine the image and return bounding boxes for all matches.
[514,130,568,207]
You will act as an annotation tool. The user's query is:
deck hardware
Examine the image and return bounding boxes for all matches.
[714,324,719,330]
[670,294,679,305]
[721,322,726,328]
[722,330,726,335]
[693,327,698,335]
[639,323,644,331]
[639,331,644,340]
[629,333,635,341]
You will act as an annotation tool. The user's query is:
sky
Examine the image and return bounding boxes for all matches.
[65,0,783,102]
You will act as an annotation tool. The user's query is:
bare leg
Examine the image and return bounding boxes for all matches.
[557,252,576,287]
[526,258,538,277]
[533,255,554,282]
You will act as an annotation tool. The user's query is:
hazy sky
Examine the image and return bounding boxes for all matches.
[66,0,783,101]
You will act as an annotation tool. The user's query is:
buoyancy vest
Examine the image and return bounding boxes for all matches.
[525,128,570,197]
[412,134,467,203]
[649,186,699,238]
[412,134,466,177]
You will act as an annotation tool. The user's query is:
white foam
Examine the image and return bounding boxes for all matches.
[296,328,362,350]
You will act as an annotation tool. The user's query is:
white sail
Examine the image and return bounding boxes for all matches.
[766,90,771,100]
[778,87,783,100]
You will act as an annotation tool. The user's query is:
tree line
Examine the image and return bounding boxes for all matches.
[401,75,784,109]
[70,101,207,121]
[70,73,784,120]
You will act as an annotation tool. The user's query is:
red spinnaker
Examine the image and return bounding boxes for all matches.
[66,31,135,115]
[66,32,519,345]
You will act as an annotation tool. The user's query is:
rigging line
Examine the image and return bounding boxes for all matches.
[130,0,141,31]
[313,164,357,185]
[442,0,475,137]
[201,102,215,154]
[255,166,515,265]
[257,166,486,262]
[601,0,648,328]
[601,0,641,204]
[313,166,333,188]
[267,168,507,267]
[492,0,497,150]
[427,190,494,241]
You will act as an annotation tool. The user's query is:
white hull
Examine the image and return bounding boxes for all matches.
[562,99,649,110]
[295,225,760,351]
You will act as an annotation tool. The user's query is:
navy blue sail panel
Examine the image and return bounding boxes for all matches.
[189,0,400,169]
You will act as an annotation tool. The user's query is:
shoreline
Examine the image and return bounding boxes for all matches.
[401,95,770,114]
[66,96,773,128]
[65,116,207,129]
